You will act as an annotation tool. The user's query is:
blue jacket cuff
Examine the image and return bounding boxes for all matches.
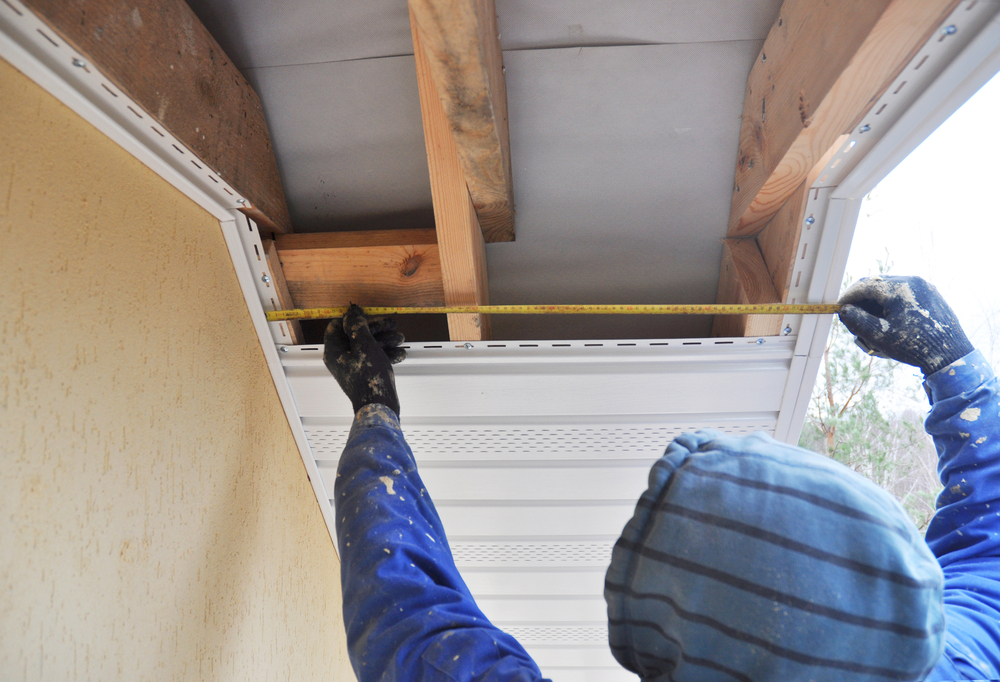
[924,349,995,404]
[351,403,400,433]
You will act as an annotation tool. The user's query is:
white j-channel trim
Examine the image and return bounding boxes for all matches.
[0,0,339,548]
[835,6,1000,200]
[0,0,247,220]
[218,217,338,540]
[772,0,1000,443]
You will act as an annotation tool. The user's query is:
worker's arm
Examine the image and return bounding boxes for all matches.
[325,306,548,682]
[839,277,1000,680]
[923,351,1000,681]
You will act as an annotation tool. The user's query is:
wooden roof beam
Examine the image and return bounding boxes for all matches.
[22,0,293,233]
[717,0,961,337]
[756,137,847,303]
[728,0,962,238]
[712,239,783,338]
[274,230,446,311]
[408,0,515,244]
[411,4,492,341]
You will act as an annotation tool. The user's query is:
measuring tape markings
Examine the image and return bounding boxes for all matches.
[265,303,842,322]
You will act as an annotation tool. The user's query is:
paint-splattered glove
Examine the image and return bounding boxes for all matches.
[838,275,973,375]
[323,305,406,417]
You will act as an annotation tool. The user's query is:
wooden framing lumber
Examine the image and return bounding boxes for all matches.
[23,0,292,233]
[261,240,303,344]
[411,6,492,341]
[274,230,446,310]
[408,0,514,244]
[755,179,812,305]
[756,136,847,302]
[712,239,782,338]
[728,0,961,238]
[718,0,959,336]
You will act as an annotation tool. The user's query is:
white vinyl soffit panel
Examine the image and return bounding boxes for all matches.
[286,338,791,681]
[4,2,998,679]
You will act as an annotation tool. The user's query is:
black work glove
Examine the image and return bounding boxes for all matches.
[323,305,406,416]
[838,275,973,376]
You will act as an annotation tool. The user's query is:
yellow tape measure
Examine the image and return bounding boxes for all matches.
[265,303,842,322]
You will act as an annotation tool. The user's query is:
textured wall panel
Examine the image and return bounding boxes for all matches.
[0,58,355,681]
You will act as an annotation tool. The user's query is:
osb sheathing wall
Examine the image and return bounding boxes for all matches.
[0,58,356,681]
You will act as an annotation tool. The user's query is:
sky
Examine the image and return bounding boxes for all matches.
[844,69,1000,370]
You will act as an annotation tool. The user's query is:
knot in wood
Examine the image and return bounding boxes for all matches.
[400,253,423,278]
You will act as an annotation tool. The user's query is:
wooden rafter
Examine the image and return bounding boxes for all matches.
[712,239,783,338]
[22,0,292,233]
[716,0,961,336]
[411,4,492,341]
[728,0,961,238]
[408,0,514,244]
[756,137,846,303]
[274,230,446,310]
[262,239,303,345]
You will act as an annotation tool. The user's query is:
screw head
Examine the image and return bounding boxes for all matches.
[941,24,957,36]
[464,342,474,350]
[261,274,271,284]
[804,215,816,226]
[755,338,766,345]
[279,346,289,353]
[72,58,87,68]
[236,198,247,205]
[858,124,871,133]
[783,325,793,336]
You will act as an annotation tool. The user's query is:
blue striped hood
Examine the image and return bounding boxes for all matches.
[605,430,945,682]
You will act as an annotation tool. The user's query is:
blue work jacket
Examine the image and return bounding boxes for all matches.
[335,350,999,681]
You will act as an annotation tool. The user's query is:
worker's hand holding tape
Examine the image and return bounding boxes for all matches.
[838,275,973,375]
[323,304,406,416]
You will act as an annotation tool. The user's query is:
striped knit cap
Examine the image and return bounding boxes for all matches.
[605,430,945,682]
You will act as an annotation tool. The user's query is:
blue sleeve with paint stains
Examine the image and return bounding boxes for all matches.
[335,404,550,682]
[921,350,1000,681]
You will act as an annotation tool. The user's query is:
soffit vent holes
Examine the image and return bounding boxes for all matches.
[505,626,608,646]
[305,424,777,460]
[451,541,612,566]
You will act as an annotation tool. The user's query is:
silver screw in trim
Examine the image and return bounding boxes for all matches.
[805,216,815,226]
[261,274,271,284]
[279,346,289,353]
[783,325,793,335]
[858,124,871,133]
[756,338,766,345]
[464,342,474,350]
[72,58,87,68]
[236,198,247,205]
[941,25,957,36]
